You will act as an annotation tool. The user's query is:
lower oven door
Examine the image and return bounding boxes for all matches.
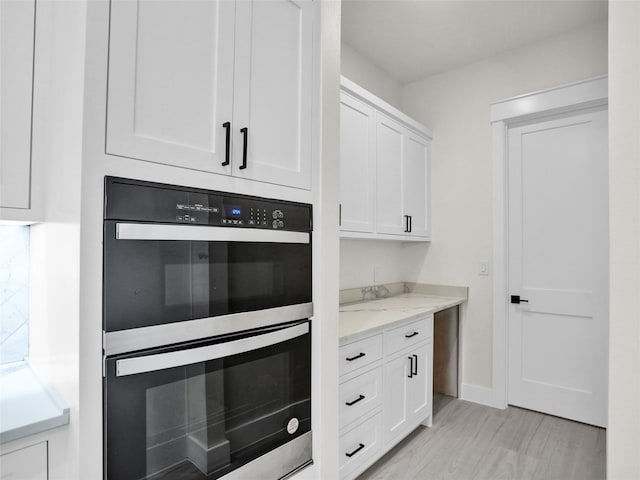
[104,321,312,480]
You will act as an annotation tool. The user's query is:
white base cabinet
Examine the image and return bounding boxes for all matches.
[338,315,434,480]
[0,441,48,480]
[384,341,433,446]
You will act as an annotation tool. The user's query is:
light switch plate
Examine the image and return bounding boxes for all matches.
[479,261,489,276]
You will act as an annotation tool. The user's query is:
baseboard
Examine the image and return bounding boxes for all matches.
[460,383,497,408]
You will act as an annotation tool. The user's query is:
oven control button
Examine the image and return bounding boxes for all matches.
[278,220,284,228]
[272,220,279,228]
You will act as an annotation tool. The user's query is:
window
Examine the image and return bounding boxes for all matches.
[0,225,30,364]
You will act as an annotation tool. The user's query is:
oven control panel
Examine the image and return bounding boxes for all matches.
[105,177,312,232]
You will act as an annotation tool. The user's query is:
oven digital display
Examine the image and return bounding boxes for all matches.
[225,205,242,219]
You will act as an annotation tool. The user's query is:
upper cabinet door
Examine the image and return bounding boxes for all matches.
[339,93,375,233]
[106,0,235,174]
[1,0,36,210]
[375,115,404,236]
[403,131,431,238]
[232,0,314,190]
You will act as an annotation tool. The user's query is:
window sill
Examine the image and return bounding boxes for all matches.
[0,361,70,444]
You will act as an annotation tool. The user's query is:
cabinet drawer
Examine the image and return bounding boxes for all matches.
[339,334,383,376]
[385,315,433,355]
[0,441,47,480]
[339,366,383,430]
[339,412,383,478]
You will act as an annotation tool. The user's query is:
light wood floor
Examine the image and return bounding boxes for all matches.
[357,398,606,480]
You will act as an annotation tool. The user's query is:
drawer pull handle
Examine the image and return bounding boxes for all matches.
[345,395,365,406]
[405,332,419,338]
[346,352,366,362]
[345,443,365,458]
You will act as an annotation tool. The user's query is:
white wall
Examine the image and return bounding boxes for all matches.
[400,21,607,389]
[341,43,402,109]
[340,239,409,289]
[607,2,640,478]
[340,43,407,289]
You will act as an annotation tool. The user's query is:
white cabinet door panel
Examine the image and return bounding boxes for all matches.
[233,0,313,189]
[407,341,433,421]
[403,131,431,238]
[0,442,47,480]
[106,0,235,173]
[383,353,410,444]
[375,115,404,235]
[339,93,375,233]
[0,0,36,209]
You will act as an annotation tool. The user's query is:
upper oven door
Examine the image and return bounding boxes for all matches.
[103,221,312,333]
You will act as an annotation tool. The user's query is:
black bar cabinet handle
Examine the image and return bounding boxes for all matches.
[409,215,412,232]
[345,394,365,406]
[412,354,418,376]
[222,122,231,166]
[407,356,414,378]
[239,127,248,169]
[345,443,365,458]
[405,332,419,338]
[404,215,410,233]
[339,203,342,227]
[346,352,365,362]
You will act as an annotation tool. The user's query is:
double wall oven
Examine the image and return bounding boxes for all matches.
[102,177,313,480]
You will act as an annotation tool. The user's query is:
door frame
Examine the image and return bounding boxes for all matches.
[490,76,608,409]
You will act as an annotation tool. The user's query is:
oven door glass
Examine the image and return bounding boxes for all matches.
[103,221,312,332]
[104,321,311,480]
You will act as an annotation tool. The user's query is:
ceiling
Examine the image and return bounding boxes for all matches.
[341,0,608,84]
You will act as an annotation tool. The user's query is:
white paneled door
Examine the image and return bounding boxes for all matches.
[507,108,608,427]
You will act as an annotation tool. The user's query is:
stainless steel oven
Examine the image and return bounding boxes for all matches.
[102,177,313,480]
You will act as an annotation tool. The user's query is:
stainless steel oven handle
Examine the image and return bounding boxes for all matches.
[116,223,310,244]
[115,322,309,377]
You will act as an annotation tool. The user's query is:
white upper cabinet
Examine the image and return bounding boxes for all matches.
[107,0,235,175]
[232,0,313,189]
[339,92,375,233]
[106,0,314,190]
[340,77,432,241]
[0,0,36,211]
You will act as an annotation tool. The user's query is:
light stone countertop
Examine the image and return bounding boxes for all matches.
[0,361,69,444]
[339,293,466,343]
